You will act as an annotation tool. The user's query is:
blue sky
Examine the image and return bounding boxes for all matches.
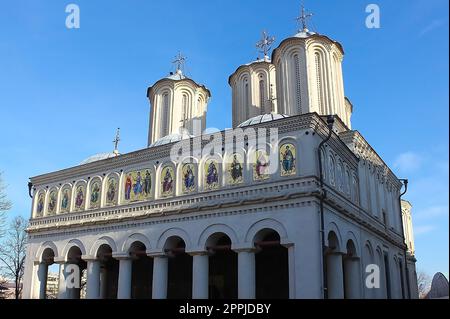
[0,0,448,277]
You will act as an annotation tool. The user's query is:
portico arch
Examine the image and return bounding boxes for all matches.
[253,228,289,299]
[206,232,238,299]
[343,239,361,299]
[198,224,239,249]
[36,247,55,299]
[129,241,153,299]
[96,243,118,299]
[164,236,192,299]
[325,230,345,299]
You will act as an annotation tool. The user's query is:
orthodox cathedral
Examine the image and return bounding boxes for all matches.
[22,7,419,299]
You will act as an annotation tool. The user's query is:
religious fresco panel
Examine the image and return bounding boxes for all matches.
[182,163,196,194]
[124,169,153,202]
[204,159,220,191]
[90,179,102,209]
[60,186,71,213]
[47,189,57,215]
[105,175,119,206]
[160,166,175,197]
[74,183,86,211]
[226,153,244,185]
[36,191,45,217]
[279,143,296,176]
[253,150,270,181]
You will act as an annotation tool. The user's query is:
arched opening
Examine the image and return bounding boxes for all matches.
[129,241,153,299]
[254,229,289,299]
[206,233,237,299]
[97,244,119,299]
[343,240,361,299]
[38,248,55,299]
[325,231,344,299]
[165,236,192,299]
[65,246,87,299]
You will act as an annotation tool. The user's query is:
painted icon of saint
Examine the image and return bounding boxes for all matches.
[230,155,243,182]
[75,187,84,208]
[61,189,69,210]
[107,179,116,203]
[183,165,195,191]
[37,195,44,214]
[48,192,56,213]
[255,151,269,177]
[91,183,100,204]
[143,170,151,196]
[162,168,173,194]
[125,174,132,200]
[206,162,218,185]
[133,172,143,196]
[281,145,296,174]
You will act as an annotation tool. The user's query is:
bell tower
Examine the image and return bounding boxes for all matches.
[147,53,211,145]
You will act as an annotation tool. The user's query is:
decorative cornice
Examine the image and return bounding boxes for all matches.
[339,130,402,189]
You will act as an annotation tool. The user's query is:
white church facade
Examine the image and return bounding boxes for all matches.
[22,9,419,299]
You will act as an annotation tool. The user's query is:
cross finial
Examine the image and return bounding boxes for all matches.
[113,128,120,156]
[256,30,275,60]
[172,52,186,73]
[296,4,313,32]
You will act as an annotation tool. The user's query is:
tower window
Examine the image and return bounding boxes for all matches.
[161,93,169,137]
[259,79,266,114]
[315,52,324,114]
[182,94,188,128]
[293,54,302,114]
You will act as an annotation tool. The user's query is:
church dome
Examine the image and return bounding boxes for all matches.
[237,113,290,128]
[165,69,187,81]
[80,152,117,165]
[150,132,193,147]
[294,29,316,38]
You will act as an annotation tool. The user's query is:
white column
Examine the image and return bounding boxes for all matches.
[327,252,344,299]
[237,249,255,299]
[86,259,101,299]
[152,256,168,299]
[99,267,108,299]
[192,253,209,299]
[57,263,68,299]
[37,262,48,299]
[343,257,361,299]
[287,245,296,299]
[117,258,133,299]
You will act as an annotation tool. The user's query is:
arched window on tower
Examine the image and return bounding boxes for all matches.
[182,93,189,129]
[259,77,266,114]
[293,54,302,114]
[315,52,325,114]
[244,80,250,118]
[160,92,170,138]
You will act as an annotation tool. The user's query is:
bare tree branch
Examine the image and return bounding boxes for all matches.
[0,172,13,239]
[0,216,27,299]
[417,271,432,299]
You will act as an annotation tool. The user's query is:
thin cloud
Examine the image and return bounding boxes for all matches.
[394,152,422,173]
[414,225,436,236]
[419,20,445,37]
[415,205,449,220]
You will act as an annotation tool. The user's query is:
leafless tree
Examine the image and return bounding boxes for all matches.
[0,172,12,238]
[0,216,27,299]
[417,271,432,299]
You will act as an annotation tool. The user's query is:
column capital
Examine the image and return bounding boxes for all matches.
[233,247,257,254]
[187,250,209,257]
[147,250,167,258]
[112,253,131,260]
[343,255,360,261]
[53,257,66,264]
[81,255,98,262]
